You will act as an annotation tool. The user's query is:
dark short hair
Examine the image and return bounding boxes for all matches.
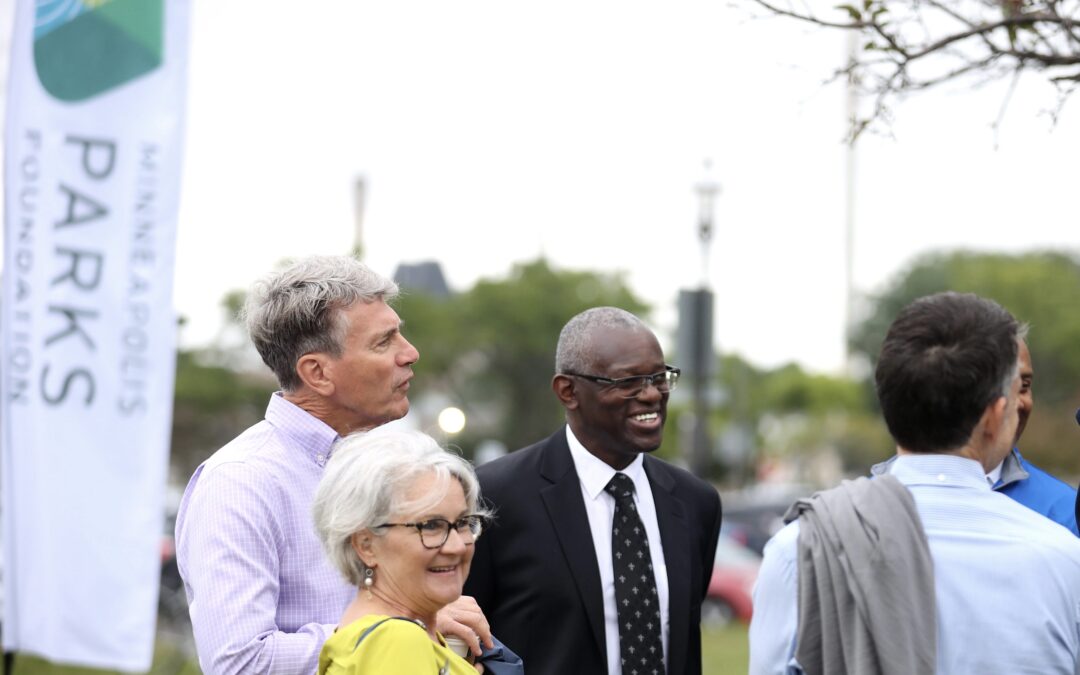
[875,292,1019,453]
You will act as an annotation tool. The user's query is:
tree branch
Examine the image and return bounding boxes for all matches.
[750,0,1080,135]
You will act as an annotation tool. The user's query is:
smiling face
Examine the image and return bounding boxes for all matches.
[1015,339,1033,444]
[361,471,474,624]
[988,359,1024,471]
[323,299,420,434]
[559,326,668,469]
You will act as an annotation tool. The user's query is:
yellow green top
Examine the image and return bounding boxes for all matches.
[318,614,475,675]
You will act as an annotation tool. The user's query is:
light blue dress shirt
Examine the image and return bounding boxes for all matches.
[749,454,1080,675]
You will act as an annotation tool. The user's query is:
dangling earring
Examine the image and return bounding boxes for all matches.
[363,567,375,600]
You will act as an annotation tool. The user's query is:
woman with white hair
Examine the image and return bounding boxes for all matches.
[313,430,492,674]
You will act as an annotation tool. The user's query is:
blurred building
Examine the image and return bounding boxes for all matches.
[393,261,451,298]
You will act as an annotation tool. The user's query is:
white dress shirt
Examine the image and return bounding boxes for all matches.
[566,426,671,675]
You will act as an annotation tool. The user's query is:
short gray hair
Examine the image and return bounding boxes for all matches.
[312,429,490,587]
[555,307,648,374]
[242,256,399,390]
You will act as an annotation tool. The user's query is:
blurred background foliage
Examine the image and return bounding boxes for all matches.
[849,249,1080,476]
[393,258,649,452]
[169,250,1080,487]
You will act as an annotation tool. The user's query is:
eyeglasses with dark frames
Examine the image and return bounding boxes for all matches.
[376,514,487,549]
[562,365,681,399]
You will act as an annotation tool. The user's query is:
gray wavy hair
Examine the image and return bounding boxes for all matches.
[312,429,490,587]
[555,306,648,374]
[241,256,398,391]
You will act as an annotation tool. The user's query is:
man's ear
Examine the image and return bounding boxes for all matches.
[351,531,377,567]
[296,353,335,397]
[978,395,1008,444]
[553,374,578,410]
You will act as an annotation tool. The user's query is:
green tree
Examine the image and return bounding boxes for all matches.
[170,295,274,481]
[395,258,649,453]
[710,354,891,483]
[170,349,273,481]
[850,249,1080,474]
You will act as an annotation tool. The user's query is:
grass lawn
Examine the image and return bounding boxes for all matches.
[12,641,200,675]
[702,621,750,674]
[13,623,749,675]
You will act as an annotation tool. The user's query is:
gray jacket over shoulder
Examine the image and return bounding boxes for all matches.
[784,474,936,675]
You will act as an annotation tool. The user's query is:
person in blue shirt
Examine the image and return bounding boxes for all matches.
[996,339,1078,533]
[1075,408,1080,530]
[873,338,1078,535]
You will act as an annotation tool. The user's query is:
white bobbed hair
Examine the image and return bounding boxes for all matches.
[312,429,488,586]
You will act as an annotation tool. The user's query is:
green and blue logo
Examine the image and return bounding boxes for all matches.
[34,0,163,102]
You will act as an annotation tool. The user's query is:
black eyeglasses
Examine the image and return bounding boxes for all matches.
[563,365,681,399]
[377,515,487,549]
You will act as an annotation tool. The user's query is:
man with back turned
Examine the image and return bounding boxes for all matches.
[872,334,1077,534]
[750,292,1080,675]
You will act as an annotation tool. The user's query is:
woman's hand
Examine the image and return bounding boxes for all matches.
[435,594,494,666]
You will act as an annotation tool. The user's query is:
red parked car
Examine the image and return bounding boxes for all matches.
[702,533,761,627]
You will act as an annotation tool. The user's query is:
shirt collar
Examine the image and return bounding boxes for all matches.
[872,448,1029,490]
[887,453,993,491]
[995,448,1029,488]
[265,392,340,467]
[564,425,646,501]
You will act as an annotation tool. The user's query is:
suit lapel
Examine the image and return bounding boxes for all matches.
[646,456,691,675]
[538,431,608,666]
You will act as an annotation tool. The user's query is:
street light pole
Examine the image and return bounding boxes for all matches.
[695,161,719,287]
[679,161,719,477]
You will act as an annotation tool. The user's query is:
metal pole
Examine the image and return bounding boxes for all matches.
[843,32,858,375]
[686,162,719,476]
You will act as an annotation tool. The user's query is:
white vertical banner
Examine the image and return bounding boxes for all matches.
[2,0,189,669]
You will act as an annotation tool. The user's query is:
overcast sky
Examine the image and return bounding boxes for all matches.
[4,1,1078,373]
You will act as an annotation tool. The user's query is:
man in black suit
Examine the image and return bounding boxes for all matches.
[465,307,723,675]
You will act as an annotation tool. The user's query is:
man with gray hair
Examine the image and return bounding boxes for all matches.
[175,256,491,674]
[465,307,723,675]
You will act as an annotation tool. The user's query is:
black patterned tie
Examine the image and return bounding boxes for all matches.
[605,472,665,675]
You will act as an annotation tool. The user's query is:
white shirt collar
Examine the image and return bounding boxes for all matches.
[564,425,646,501]
[889,453,993,491]
[985,459,1004,486]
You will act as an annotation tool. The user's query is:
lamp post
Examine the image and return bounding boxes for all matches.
[679,162,719,477]
[694,162,720,287]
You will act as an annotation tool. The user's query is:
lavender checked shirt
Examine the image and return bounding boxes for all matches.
[175,394,353,675]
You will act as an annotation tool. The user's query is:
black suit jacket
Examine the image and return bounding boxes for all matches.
[465,429,723,675]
